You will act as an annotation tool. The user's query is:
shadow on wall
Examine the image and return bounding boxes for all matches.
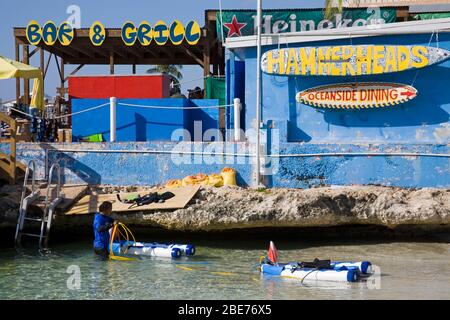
[235,170,248,187]
[288,79,312,142]
[40,143,101,185]
[135,113,147,141]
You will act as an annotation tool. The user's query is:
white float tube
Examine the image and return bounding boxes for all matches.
[126,245,181,258]
[111,241,195,258]
[261,264,359,283]
[331,261,372,274]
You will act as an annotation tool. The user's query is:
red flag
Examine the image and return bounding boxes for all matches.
[268,241,278,264]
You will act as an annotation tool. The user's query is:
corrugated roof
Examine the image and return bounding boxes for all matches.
[205,7,405,13]
[410,4,450,12]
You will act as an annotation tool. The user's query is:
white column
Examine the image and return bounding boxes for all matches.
[110,97,117,142]
[255,0,263,187]
[234,98,242,142]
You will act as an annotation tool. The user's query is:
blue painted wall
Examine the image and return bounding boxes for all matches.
[223,32,450,188]
[233,33,450,145]
[3,142,253,186]
[1,141,448,188]
[273,143,449,188]
[0,35,447,189]
[184,99,222,142]
[72,98,220,142]
[226,58,246,135]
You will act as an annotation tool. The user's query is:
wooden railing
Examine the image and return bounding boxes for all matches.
[0,112,17,184]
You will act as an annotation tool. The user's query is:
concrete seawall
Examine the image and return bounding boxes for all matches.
[2,185,448,233]
[110,186,450,231]
[1,142,449,189]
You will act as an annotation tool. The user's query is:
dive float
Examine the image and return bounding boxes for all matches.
[109,223,195,259]
[112,240,196,258]
[260,241,372,283]
[260,260,372,283]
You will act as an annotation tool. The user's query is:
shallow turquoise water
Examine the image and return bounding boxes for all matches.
[0,238,449,300]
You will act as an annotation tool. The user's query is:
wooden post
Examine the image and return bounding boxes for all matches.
[15,39,20,104]
[110,52,115,75]
[218,39,225,77]
[203,39,211,100]
[219,62,225,78]
[60,57,65,89]
[203,41,210,78]
[10,119,17,184]
[213,64,219,76]
[23,45,29,106]
[40,49,45,98]
[0,113,18,184]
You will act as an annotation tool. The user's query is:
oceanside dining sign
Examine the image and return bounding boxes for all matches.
[296,83,418,109]
[26,20,202,47]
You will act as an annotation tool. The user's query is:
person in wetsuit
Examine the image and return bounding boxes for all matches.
[93,201,117,259]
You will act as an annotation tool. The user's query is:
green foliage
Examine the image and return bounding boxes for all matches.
[324,0,344,20]
[146,64,184,82]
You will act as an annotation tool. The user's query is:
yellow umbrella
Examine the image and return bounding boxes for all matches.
[30,77,44,110]
[0,55,44,110]
[0,55,42,79]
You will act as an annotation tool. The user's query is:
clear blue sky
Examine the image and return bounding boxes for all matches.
[0,0,323,100]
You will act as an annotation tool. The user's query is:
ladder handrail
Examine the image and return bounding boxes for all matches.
[15,159,39,246]
[44,163,61,213]
[15,161,63,250]
[19,160,38,212]
[39,163,62,249]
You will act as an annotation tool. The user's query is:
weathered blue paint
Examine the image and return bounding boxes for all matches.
[1,35,448,189]
[225,31,450,188]
[2,142,253,186]
[232,33,450,145]
[72,98,220,142]
[273,143,450,188]
[0,141,448,188]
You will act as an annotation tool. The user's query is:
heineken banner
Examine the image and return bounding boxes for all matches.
[216,9,396,40]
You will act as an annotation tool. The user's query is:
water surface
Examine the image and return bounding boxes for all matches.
[0,238,449,300]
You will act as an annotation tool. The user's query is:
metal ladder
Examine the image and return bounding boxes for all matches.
[15,162,64,249]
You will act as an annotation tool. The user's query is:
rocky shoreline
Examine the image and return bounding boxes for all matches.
[2,184,448,234]
[114,185,450,231]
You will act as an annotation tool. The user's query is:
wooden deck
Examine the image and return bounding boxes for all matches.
[64,185,200,215]
[29,184,90,214]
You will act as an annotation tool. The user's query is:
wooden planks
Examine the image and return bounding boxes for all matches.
[32,184,89,213]
[0,113,17,183]
[64,185,200,215]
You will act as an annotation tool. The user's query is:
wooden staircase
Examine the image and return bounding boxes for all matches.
[0,154,27,182]
[0,112,19,184]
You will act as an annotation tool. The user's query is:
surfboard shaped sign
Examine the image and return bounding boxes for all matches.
[261,45,450,76]
[296,82,417,109]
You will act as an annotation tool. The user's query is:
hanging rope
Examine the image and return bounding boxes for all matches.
[118,102,233,110]
[436,29,439,49]
[349,33,358,85]
[7,106,41,119]
[54,102,110,119]
[6,102,109,120]
[272,33,289,86]
[170,76,217,88]
[411,30,436,87]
